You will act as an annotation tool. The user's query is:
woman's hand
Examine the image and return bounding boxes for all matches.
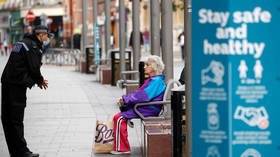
[117,98,124,106]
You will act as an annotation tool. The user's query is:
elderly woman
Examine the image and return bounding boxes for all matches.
[111,55,166,155]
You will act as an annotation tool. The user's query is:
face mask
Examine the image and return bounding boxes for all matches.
[43,38,50,46]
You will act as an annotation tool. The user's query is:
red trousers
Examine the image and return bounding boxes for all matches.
[113,113,130,152]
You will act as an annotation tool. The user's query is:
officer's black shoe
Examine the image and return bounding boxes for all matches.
[11,151,39,157]
[23,151,40,157]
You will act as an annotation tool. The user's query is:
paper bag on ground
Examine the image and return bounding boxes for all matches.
[93,120,114,153]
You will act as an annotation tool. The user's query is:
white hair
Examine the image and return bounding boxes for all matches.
[141,55,165,75]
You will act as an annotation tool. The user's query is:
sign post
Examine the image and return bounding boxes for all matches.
[192,1,280,156]
[94,23,100,65]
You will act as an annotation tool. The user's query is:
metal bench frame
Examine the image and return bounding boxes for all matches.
[117,70,139,88]
[133,79,181,121]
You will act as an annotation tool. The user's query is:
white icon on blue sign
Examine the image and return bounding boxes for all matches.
[238,60,248,79]
[254,60,263,80]
[201,60,224,86]
[206,145,220,157]
[234,105,269,129]
[241,148,261,157]
[238,60,263,84]
[207,103,220,130]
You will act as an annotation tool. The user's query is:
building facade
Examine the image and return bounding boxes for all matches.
[0,0,22,45]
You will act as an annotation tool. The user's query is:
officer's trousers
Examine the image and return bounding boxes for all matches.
[1,83,30,155]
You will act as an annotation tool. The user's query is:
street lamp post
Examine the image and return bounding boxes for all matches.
[105,0,110,59]
[161,0,173,81]
[132,0,140,72]
[82,0,88,53]
[150,0,160,56]
[119,0,125,79]
[184,0,192,157]
[93,0,99,65]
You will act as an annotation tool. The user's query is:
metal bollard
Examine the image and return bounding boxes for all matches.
[139,61,145,87]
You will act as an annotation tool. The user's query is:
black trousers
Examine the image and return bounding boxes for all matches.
[1,83,30,155]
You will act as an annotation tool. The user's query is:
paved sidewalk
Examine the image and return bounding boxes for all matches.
[0,56,142,157]
[0,56,184,157]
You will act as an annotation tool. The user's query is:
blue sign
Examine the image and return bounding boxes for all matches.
[94,23,100,65]
[192,1,280,157]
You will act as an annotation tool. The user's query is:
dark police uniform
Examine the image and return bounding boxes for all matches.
[1,34,44,157]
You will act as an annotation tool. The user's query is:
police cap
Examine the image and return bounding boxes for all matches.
[34,25,54,38]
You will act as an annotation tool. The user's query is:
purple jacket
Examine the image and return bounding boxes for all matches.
[120,75,166,119]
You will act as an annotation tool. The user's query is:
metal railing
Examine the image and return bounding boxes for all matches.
[42,48,82,66]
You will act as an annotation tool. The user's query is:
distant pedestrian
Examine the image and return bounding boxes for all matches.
[24,25,33,36]
[1,25,53,157]
[179,66,186,85]
[110,55,166,155]
[0,41,3,55]
[178,31,185,60]
[20,26,33,40]
[73,33,81,49]
[142,28,149,52]
[129,31,144,48]
[3,39,8,56]
[110,33,115,48]
[143,28,149,44]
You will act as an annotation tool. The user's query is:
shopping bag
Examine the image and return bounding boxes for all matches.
[93,120,114,153]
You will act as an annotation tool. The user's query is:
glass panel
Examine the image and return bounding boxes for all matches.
[43,0,61,5]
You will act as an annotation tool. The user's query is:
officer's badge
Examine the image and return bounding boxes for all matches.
[12,44,22,53]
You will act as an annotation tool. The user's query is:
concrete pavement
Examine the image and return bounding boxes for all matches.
[0,55,184,157]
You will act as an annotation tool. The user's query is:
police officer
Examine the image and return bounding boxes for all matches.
[1,25,52,157]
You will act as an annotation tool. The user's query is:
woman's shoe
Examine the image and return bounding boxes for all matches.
[110,150,131,155]
[127,120,134,128]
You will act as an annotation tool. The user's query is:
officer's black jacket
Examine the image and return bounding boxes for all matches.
[1,34,44,88]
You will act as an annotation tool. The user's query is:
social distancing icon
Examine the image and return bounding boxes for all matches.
[238,60,263,84]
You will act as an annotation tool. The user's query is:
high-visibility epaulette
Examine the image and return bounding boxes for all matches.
[16,42,29,51]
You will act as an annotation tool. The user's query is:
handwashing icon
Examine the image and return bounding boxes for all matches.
[201,60,225,86]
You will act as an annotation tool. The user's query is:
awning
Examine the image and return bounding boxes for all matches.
[0,0,22,10]
[20,6,65,18]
